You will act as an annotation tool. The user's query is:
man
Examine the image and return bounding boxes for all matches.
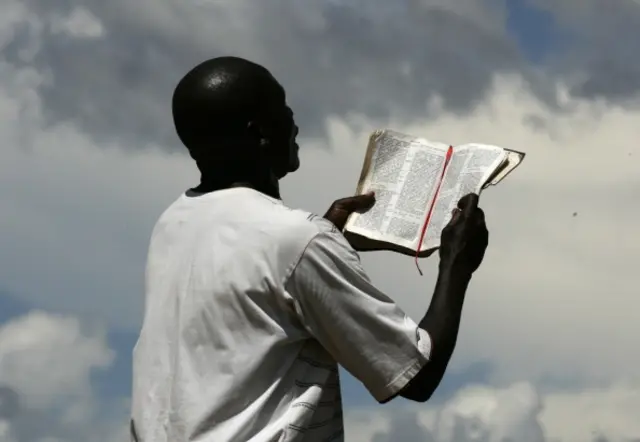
[131,56,488,442]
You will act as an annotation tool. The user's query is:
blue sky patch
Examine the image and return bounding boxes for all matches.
[506,0,573,63]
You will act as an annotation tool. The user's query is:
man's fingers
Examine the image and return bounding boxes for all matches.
[474,207,485,225]
[334,192,376,213]
[449,208,462,225]
[473,213,489,245]
[324,192,376,231]
[457,193,478,214]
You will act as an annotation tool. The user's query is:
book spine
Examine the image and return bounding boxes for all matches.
[415,145,454,275]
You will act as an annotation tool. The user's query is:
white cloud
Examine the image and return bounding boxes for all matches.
[2,1,640,440]
[1,62,638,385]
[0,312,127,442]
[49,7,105,39]
[347,382,640,442]
[3,0,528,146]
[433,383,545,442]
[0,313,639,442]
[542,384,640,442]
[0,312,113,409]
[0,421,17,442]
[283,75,640,385]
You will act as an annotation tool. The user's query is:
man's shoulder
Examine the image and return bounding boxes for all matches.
[282,209,340,236]
[256,201,358,273]
[237,200,354,285]
[270,204,340,248]
[154,188,345,255]
[283,210,363,276]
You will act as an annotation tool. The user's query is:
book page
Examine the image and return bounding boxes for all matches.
[419,144,507,251]
[346,130,449,250]
[483,149,525,187]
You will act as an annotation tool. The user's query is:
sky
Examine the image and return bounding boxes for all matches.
[1,0,640,441]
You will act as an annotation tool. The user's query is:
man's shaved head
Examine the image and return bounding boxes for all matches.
[173,57,283,144]
[172,56,300,192]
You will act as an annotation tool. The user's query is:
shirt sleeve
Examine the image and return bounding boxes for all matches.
[285,228,432,403]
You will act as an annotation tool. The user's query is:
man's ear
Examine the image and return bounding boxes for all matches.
[246,120,269,148]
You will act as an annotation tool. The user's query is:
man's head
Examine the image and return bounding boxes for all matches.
[172,56,300,187]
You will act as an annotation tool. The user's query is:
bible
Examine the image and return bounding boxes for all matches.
[343,129,525,261]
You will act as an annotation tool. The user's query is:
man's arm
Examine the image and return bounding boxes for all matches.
[399,194,488,402]
[397,263,471,402]
[290,194,486,404]
[287,227,435,404]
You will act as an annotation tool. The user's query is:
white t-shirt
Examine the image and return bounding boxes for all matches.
[131,187,431,442]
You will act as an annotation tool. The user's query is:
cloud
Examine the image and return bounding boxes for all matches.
[347,382,640,442]
[282,74,640,386]
[4,0,639,151]
[48,7,104,39]
[433,383,545,442]
[0,311,127,442]
[531,0,640,104]
[1,2,640,439]
[2,0,530,147]
[1,56,639,385]
[0,312,638,442]
[0,312,112,409]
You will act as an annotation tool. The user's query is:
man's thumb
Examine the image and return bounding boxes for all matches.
[336,191,376,213]
[323,192,376,231]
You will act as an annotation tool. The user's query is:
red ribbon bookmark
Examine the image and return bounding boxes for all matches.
[415,146,454,275]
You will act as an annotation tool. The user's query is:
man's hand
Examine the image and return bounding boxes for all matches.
[400,194,488,403]
[440,193,488,274]
[323,192,376,231]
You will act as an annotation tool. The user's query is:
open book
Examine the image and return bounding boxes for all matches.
[344,129,525,258]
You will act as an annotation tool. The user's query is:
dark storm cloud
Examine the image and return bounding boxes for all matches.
[532,0,640,104]
[6,0,640,151]
[5,0,525,149]
[0,386,20,420]
[573,61,640,102]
